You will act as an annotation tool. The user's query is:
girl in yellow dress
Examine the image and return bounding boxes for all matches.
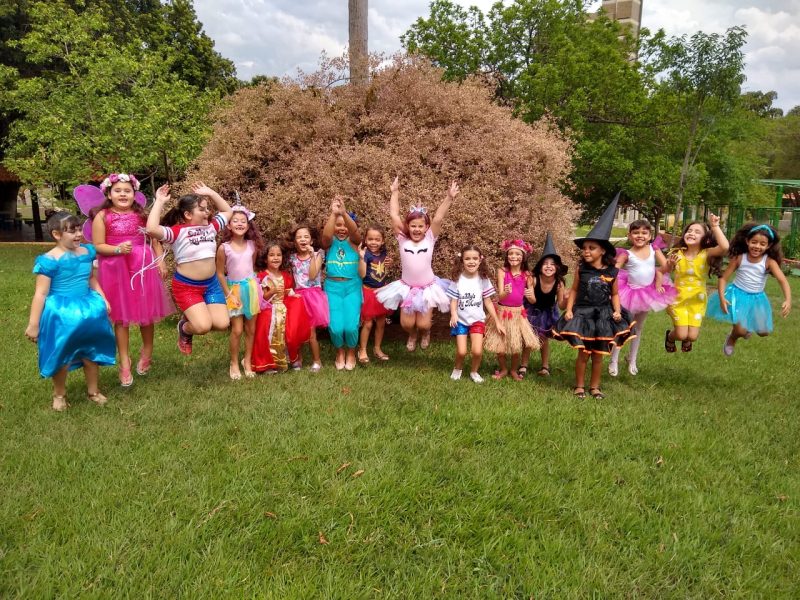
[663,214,729,352]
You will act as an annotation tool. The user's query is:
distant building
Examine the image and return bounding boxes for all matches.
[595,1,643,39]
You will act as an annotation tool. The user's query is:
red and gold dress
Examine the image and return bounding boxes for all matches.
[252,271,310,372]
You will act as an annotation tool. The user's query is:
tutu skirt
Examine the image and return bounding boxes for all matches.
[97,246,174,326]
[524,300,559,338]
[376,278,451,314]
[226,275,262,319]
[484,305,540,354]
[617,270,676,313]
[552,305,636,355]
[707,284,773,333]
[38,291,116,377]
[361,286,392,320]
[295,286,329,328]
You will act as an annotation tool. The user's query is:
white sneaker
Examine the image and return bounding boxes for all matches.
[450,369,462,381]
[469,372,484,383]
[608,362,618,377]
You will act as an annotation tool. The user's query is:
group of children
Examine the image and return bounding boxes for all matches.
[25,175,793,410]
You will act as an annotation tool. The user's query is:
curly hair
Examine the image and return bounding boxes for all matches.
[451,244,492,280]
[728,222,783,263]
[256,239,288,272]
[219,211,265,257]
[671,220,723,276]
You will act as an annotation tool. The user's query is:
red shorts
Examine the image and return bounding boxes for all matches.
[172,273,226,312]
[450,321,486,336]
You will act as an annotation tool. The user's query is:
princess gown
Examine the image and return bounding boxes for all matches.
[33,245,116,377]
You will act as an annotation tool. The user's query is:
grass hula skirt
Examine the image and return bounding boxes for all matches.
[552,306,636,355]
[484,305,540,354]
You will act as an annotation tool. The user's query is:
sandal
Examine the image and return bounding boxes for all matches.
[420,330,431,349]
[406,336,417,352]
[229,364,242,381]
[52,394,68,412]
[136,355,152,376]
[681,340,693,353]
[309,362,322,372]
[589,388,605,400]
[664,329,676,353]
[537,366,551,377]
[357,350,370,365]
[373,349,390,361]
[517,366,528,379]
[87,391,108,406]
[492,370,508,380]
[119,358,133,387]
[573,387,586,399]
[241,359,255,378]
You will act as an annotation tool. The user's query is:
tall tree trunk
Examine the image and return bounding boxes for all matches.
[672,112,700,234]
[349,0,368,85]
[31,188,43,241]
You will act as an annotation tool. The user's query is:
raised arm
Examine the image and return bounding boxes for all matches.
[389,176,405,237]
[320,198,341,250]
[192,182,233,222]
[146,184,171,240]
[705,213,730,258]
[430,181,458,238]
[339,198,361,247]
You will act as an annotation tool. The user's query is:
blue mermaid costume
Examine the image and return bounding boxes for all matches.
[33,245,116,377]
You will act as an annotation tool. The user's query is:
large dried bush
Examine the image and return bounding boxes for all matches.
[184,54,578,273]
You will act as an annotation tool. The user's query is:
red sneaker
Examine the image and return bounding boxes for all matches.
[177,317,193,355]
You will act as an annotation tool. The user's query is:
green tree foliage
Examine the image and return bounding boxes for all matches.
[2,0,214,187]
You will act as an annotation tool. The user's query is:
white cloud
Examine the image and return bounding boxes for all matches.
[195,0,800,111]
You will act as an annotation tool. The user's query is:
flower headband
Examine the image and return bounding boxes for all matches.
[100,173,140,192]
[501,239,532,254]
[750,224,775,240]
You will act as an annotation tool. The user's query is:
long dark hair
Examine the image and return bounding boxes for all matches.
[256,240,288,272]
[729,222,783,262]
[219,211,265,257]
[502,248,531,274]
[161,194,205,227]
[288,222,318,254]
[671,220,723,276]
[577,241,616,268]
[532,255,567,288]
[451,244,492,280]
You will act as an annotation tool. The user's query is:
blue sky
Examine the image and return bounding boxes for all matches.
[194,0,800,112]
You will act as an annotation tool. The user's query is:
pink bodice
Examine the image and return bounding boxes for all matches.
[499,270,527,307]
[398,229,436,287]
[104,211,146,246]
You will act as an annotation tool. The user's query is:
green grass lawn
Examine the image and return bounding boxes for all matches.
[1,244,799,597]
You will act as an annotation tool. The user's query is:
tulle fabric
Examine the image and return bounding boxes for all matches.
[361,286,392,320]
[552,305,636,355]
[226,276,262,319]
[707,284,773,333]
[617,269,677,313]
[376,278,451,314]
[295,286,330,328]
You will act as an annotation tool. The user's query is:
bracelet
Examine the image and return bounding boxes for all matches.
[115,246,121,255]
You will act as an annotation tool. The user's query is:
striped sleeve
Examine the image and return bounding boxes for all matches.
[446,279,460,300]
[160,224,179,243]
[481,278,496,297]
[212,213,228,231]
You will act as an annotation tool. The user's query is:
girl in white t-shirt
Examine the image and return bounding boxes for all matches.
[447,245,504,383]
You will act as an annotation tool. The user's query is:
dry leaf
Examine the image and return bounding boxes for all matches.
[318,531,329,545]
[264,511,277,519]
[341,386,351,395]
[351,469,365,478]
[657,543,665,553]
[336,462,352,474]
[776,494,788,502]
[288,455,309,462]
[655,456,664,467]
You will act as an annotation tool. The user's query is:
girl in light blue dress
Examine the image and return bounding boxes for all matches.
[25,212,116,411]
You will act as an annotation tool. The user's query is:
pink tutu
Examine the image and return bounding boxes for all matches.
[295,286,330,328]
[376,277,451,314]
[361,286,392,320]
[617,269,676,313]
[97,211,174,326]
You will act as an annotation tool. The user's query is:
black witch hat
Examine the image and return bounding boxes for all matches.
[533,232,565,273]
[573,192,619,257]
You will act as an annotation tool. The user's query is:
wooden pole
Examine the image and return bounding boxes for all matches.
[348,0,368,85]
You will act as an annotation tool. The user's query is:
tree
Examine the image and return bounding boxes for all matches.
[3,0,214,190]
[645,26,748,231]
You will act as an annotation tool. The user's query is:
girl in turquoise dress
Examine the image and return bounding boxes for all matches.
[25,212,116,411]
[321,196,362,370]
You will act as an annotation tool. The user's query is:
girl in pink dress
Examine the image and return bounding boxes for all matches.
[376,176,457,351]
[91,173,174,386]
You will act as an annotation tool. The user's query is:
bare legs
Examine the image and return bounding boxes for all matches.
[50,359,104,411]
[229,315,256,378]
[400,309,433,351]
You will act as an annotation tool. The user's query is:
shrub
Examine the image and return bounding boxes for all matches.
[182,54,578,273]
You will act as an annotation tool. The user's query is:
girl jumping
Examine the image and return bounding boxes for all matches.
[707,222,791,355]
